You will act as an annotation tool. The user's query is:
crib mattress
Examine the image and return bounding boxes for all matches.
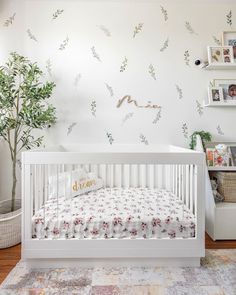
[32,188,196,239]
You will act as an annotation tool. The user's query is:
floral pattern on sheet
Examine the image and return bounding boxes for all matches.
[32,188,196,239]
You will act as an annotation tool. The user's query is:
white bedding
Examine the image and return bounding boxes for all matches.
[32,188,196,239]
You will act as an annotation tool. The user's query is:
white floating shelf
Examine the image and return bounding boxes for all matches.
[206,63,236,70]
[208,166,236,171]
[204,101,236,107]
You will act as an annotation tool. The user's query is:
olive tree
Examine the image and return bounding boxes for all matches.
[0,52,56,211]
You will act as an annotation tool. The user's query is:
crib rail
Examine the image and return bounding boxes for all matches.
[28,164,198,214]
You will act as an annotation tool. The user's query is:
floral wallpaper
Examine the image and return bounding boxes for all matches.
[1,0,236,149]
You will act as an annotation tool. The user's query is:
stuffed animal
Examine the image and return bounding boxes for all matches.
[210,179,224,202]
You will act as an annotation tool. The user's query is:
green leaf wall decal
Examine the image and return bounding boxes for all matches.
[160,38,169,52]
[27,29,37,42]
[91,46,101,62]
[106,132,114,145]
[99,25,111,37]
[196,100,203,116]
[52,9,64,20]
[160,6,168,21]
[122,112,134,125]
[152,109,162,124]
[149,64,156,80]
[91,100,97,117]
[217,125,224,135]
[3,13,16,27]
[67,122,77,136]
[120,57,128,72]
[133,23,144,38]
[140,134,149,145]
[59,37,69,50]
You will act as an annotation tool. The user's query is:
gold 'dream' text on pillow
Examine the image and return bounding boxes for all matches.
[72,179,96,192]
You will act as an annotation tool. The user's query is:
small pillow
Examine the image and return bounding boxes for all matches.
[48,168,87,199]
[71,172,103,197]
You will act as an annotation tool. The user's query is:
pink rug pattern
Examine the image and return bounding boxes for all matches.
[1,249,236,295]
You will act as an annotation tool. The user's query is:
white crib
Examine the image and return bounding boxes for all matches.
[21,144,205,267]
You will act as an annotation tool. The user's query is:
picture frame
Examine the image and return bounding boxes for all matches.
[213,79,236,101]
[222,31,236,62]
[207,46,234,64]
[208,87,224,104]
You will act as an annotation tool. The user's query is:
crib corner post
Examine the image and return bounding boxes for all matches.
[197,154,205,256]
[21,153,32,258]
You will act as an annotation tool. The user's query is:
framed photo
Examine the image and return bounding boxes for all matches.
[213,79,236,101]
[208,87,223,104]
[222,31,236,62]
[207,46,234,64]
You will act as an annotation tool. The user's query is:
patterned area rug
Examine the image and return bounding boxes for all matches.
[1,250,236,295]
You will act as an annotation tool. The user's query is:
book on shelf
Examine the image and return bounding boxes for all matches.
[206,145,236,168]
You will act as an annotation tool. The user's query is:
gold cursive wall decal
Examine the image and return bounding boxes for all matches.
[117,95,161,109]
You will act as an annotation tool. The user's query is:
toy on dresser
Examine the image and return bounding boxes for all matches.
[210,179,224,202]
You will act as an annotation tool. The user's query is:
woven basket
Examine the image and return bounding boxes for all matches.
[214,172,236,203]
[0,199,21,249]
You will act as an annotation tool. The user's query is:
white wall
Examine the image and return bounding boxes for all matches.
[1,0,236,201]
[0,0,24,202]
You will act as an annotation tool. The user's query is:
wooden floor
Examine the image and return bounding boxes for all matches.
[0,243,21,285]
[0,235,236,285]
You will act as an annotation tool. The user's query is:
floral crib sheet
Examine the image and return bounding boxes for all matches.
[32,188,196,239]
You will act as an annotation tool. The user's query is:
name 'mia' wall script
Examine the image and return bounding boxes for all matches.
[116,95,161,109]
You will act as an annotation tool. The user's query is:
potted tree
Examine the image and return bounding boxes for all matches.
[0,52,56,248]
[189,131,212,151]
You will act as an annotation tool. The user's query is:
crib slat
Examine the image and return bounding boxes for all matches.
[174,165,178,195]
[194,165,198,215]
[160,165,166,189]
[147,165,154,189]
[130,165,138,187]
[175,165,178,197]
[44,165,48,202]
[185,165,190,208]
[160,165,164,189]
[164,165,170,191]
[24,164,32,240]
[123,164,130,188]
[139,164,146,187]
[114,164,122,188]
[99,164,107,185]
[107,164,114,188]
[181,165,185,202]
[68,165,72,198]
[34,165,39,212]
[60,164,66,199]
[90,164,99,178]
[30,165,34,216]
[40,165,45,207]
[189,165,193,212]
[42,165,46,236]
[178,165,181,199]
[84,164,90,173]
[171,165,174,193]
[56,165,59,239]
